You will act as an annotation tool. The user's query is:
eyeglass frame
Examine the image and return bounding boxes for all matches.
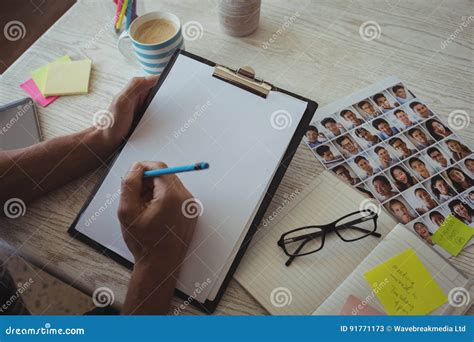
[277,209,381,266]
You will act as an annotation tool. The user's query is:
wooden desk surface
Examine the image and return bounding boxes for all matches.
[0,0,472,315]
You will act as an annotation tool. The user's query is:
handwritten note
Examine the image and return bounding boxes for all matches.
[432,214,474,256]
[364,248,447,315]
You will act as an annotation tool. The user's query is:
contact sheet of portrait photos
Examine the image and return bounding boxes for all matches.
[304,76,473,255]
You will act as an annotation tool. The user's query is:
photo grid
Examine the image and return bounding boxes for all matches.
[305,82,474,250]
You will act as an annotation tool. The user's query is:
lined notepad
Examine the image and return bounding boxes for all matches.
[314,225,472,315]
[235,171,472,315]
[234,171,398,315]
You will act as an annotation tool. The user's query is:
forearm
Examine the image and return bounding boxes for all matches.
[122,256,178,315]
[0,128,115,206]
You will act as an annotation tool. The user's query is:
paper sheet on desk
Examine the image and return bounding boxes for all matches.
[303,75,474,259]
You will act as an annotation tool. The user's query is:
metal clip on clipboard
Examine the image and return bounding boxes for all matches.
[212,65,273,98]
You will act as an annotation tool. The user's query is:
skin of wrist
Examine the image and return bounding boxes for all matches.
[84,127,122,160]
[133,254,179,284]
[134,244,186,275]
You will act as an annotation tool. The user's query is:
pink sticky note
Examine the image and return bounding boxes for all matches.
[340,295,385,315]
[20,78,59,107]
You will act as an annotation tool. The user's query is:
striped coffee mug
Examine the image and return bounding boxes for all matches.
[118,12,184,75]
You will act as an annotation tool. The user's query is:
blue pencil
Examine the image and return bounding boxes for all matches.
[125,0,134,30]
[143,162,209,178]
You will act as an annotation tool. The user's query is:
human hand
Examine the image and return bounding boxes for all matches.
[117,161,197,268]
[99,76,159,150]
[118,161,199,314]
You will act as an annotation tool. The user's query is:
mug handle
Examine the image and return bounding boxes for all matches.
[118,30,135,62]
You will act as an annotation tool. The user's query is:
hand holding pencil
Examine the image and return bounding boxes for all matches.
[119,161,199,314]
[118,161,198,260]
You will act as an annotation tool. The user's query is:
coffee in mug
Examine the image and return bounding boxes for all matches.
[133,18,177,44]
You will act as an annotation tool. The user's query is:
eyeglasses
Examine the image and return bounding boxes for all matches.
[277,209,381,266]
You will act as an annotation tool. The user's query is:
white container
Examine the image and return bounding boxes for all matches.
[217,0,261,37]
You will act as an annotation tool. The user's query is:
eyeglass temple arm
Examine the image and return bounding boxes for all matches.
[285,238,311,267]
[282,229,324,244]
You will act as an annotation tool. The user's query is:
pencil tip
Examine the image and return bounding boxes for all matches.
[196,162,210,170]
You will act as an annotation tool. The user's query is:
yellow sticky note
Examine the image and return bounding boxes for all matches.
[31,55,71,94]
[364,248,447,315]
[432,214,474,256]
[43,59,92,96]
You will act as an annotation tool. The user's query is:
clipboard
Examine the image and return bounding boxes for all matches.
[68,49,318,313]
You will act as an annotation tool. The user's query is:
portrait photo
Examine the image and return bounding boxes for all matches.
[407,100,434,120]
[461,190,474,209]
[464,156,474,176]
[354,98,383,120]
[423,144,454,172]
[384,195,418,224]
[386,163,419,191]
[367,143,399,170]
[390,106,419,131]
[410,218,434,245]
[442,136,472,162]
[403,185,439,215]
[320,115,347,138]
[405,154,435,181]
[372,116,400,140]
[338,107,365,130]
[406,125,435,150]
[426,207,450,232]
[445,165,474,193]
[330,163,361,186]
[334,134,363,158]
[425,174,457,204]
[305,124,328,148]
[372,91,400,113]
[387,83,415,105]
[447,197,474,226]
[366,174,399,202]
[423,118,453,141]
[353,125,382,148]
[387,134,418,160]
[349,153,381,180]
[313,142,344,168]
